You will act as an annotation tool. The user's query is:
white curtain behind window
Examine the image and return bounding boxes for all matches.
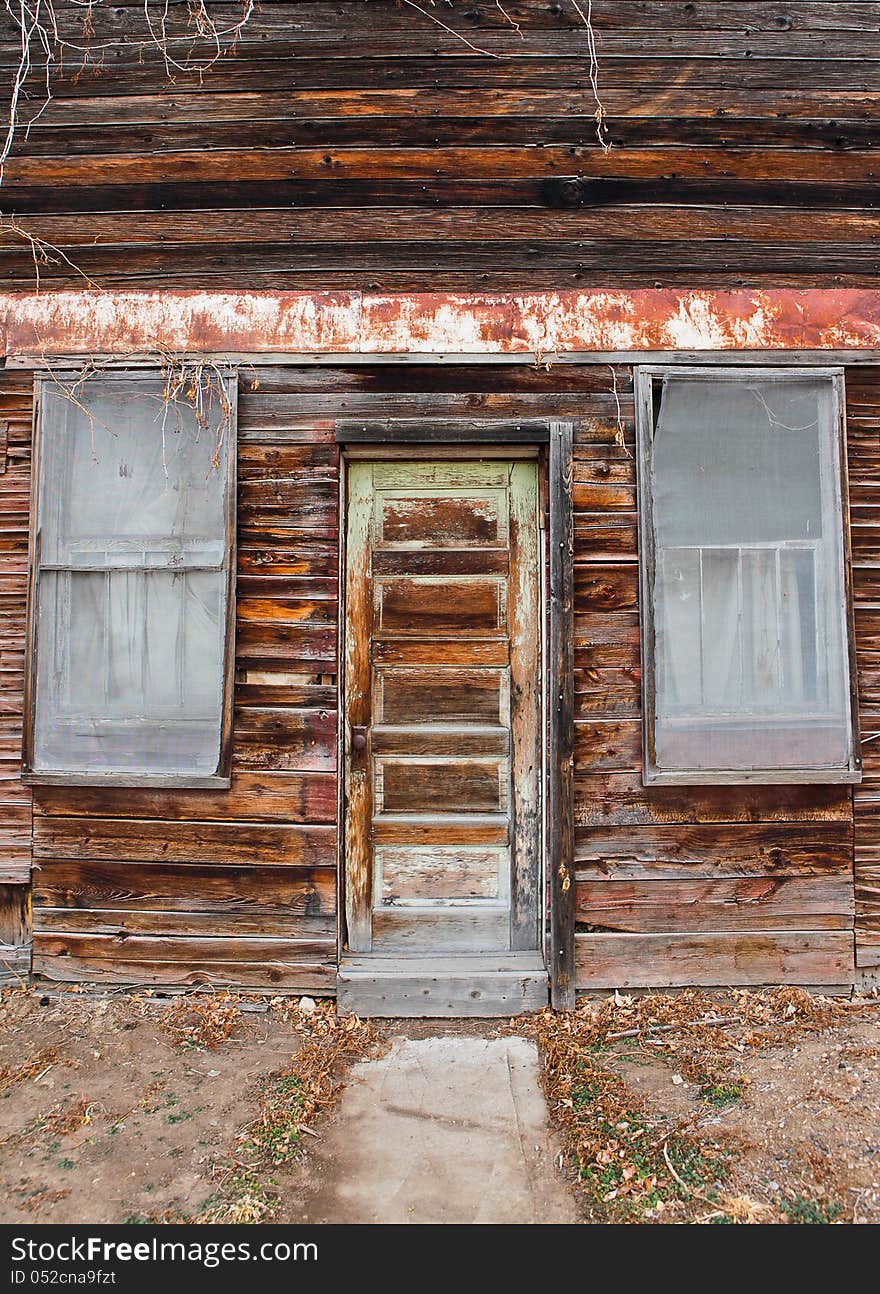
[651,374,849,773]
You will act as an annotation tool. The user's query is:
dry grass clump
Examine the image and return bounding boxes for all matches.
[14,1185,72,1215]
[44,1096,101,1136]
[202,1002,379,1224]
[0,1046,59,1096]
[159,993,240,1050]
[532,988,866,1222]
[0,1094,103,1157]
[247,1006,379,1165]
[535,1006,729,1220]
[553,987,864,1094]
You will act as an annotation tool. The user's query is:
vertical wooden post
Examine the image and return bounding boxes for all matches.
[508,460,541,950]
[548,420,575,1009]
[343,461,374,952]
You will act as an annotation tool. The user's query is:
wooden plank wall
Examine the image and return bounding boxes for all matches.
[849,368,880,985]
[572,364,858,991]
[2,361,872,991]
[1,1,879,288]
[3,362,619,990]
[0,370,33,982]
[27,369,340,989]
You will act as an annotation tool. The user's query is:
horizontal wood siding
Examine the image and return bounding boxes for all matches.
[572,365,857,991]
[1,359,875,991]
[30,370,340,990]
[0,371,33,982]
[1,1,879,289]
[850,368,880,982]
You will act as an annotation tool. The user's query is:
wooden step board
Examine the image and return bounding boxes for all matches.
[337,953,549,1018]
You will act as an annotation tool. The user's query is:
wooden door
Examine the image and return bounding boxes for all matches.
[344,459,541,956]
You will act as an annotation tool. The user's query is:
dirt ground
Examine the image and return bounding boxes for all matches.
[596,1014,880,1222]
[0,985,878,1224]
[0,989,311,1223]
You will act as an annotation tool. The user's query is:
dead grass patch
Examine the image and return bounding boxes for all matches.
[159,993,241,1050]
[44,1097,104,1137]
[200,1002,380,1224]
[534,1006,730,1220]
[0,1046,60,1096]
[0,1094,103,1157]
[559,987,868,1092]
[531,988,869,1223]
[14,1185,72,1215]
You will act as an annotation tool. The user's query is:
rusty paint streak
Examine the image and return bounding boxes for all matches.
[2,289,880,357]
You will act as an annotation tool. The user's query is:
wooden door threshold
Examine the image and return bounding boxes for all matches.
[337,951,548,1018]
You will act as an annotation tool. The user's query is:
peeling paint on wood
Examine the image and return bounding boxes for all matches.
[2,289,880,358]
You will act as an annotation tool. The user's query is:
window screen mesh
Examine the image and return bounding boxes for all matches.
[31,378,232,778]
[647,374,853,777]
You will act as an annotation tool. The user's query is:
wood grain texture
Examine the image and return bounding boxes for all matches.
[570,366,859,990]
[850,368,880,971]
[0,884,30,946]
[0,374,32,905]
[575,931,854,989]
[343,461,375,952]
[509,459,541,949]
[1,2,879,288]
[0,942,31,984]
[33,860,335,939]
[2,359,875,994]
[576,876,854,933]
[575,823,853,878]
[33,932,336,989]
[549,420,576,1008]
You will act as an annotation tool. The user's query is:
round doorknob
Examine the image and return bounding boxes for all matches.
[352,731,367,753]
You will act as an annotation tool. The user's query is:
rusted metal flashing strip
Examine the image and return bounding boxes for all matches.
[3,289,880,358]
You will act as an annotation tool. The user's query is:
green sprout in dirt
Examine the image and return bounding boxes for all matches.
[248,1075,306,1165]
[702,1081,744,1108]
[570,1079,727,1217]
[780,1195,843,1225]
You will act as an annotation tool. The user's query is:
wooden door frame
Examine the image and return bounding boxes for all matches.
[335,420,575,1008]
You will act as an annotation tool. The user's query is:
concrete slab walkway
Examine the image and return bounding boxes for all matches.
[284,1034,579,1224]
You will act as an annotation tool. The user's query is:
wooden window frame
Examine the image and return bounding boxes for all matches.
[636,364,861,787]
[21,368,238,789]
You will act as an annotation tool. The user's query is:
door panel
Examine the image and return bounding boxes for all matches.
[344,458,540,955]
[376,667,505,724]
[375,759,508,814]
[376,846,507,903]
[377,578,506,634]
[378,493,507,548]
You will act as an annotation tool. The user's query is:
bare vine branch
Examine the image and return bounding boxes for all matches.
[399,0,501,59]
[0,0,613,301]
[494,1,523,41]
[0,214,99,291]
[2,0,54,182]
[1,0,259,187]
[570,0,611,151]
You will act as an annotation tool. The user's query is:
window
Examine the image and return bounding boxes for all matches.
[24,371,237,786]
[636,367,858,785]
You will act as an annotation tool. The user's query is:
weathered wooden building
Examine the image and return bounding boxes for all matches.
[1,1,879,1013]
